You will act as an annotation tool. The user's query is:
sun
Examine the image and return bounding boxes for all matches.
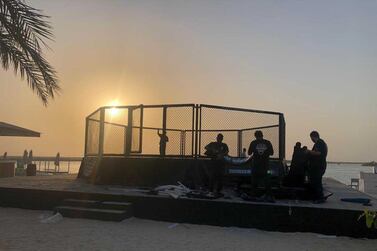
[108,100,120,117]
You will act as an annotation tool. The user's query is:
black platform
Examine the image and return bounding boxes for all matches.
[0,175,376,238]
[78,156,285,187]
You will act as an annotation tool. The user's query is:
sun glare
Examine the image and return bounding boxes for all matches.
[108,100,120,117]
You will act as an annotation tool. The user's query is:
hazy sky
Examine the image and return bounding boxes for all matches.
[0,0,376,161]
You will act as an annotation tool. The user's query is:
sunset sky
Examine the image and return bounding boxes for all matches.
[0,0,376,161]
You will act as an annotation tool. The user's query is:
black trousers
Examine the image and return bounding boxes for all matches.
[207,160,225,193]
[283,164,306,188]
[308,164,326,200]
[159,144,166,156]
[250,165,271,196]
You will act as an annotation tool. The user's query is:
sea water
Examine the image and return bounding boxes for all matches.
[324,163,374,185]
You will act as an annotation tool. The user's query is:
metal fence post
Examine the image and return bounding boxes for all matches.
[98,108,105,157]
[198,105,202,157]
[162,106,167,135]
[183,131,186,156]
[139,105,144,153]
[84,117,89,157]
[237,130,242,157]
[125,107,133,156]
[191,106,195,156]
[194,105,199,158]
[279,114,286,160]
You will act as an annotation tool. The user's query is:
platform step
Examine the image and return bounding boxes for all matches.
[55,206,131,222]
[55,198,133,221]
[62,199,133,211]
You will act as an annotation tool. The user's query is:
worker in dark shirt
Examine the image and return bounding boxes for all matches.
[157,130,169,157]
[306,131,328,203]
[204,133,229,195]
[248,130,274,202]
[284,142,308,187]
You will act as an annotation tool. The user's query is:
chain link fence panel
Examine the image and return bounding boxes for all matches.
[200,105,280,157]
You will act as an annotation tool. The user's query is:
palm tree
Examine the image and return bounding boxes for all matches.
[0,0,59,105]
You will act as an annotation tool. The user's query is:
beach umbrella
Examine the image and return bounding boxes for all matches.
[0,122,40,137]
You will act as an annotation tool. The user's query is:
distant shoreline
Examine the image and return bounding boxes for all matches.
[326,161,376,166]
[286,160,374,165]
[327,161,367,165]
[1,156,82,161]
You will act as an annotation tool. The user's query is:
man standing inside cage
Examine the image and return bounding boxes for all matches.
[204,133,229,196]
[157,130,169,156]
[306,131,328,203]
[248,130,274,202]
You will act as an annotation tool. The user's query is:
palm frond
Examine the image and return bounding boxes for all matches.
[0,0,59,105]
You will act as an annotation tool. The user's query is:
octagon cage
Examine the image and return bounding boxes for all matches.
[84,104,285,160]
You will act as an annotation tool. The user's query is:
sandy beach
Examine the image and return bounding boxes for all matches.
[0,207,376,251]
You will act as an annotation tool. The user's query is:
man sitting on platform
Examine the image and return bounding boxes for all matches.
[204,133,229,195]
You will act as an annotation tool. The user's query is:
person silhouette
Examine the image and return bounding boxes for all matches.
[248,130,274,202]
[22,149,28,168]
[306,131,328,203]
[204,133,229,195]
[284,142,308,187]
[28,150,33,165]
[157,130,169,156]
[54,152,60,171]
